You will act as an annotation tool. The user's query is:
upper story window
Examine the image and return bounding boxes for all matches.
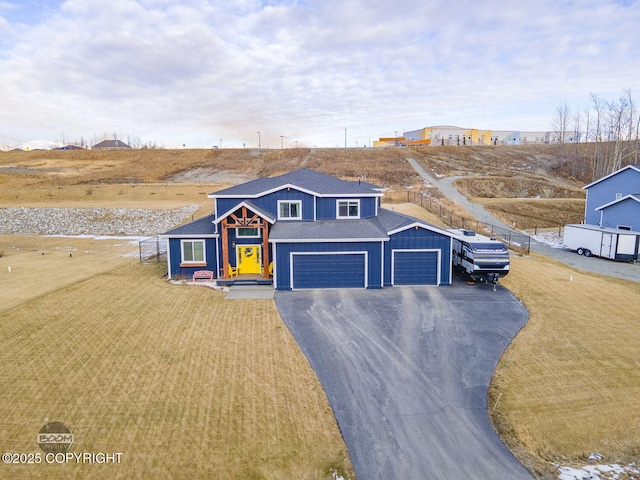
[181,239,206,264]
[337,199,360,219]
[278,200,302,220]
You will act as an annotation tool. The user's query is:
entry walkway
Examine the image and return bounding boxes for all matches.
[224,285,275,300]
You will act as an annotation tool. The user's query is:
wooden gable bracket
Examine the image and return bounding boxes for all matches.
[229,206,259,226]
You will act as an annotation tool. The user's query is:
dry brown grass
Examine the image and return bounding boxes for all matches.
[478,198,586,229]
[0,235,136,312]
[0,253,354,479]
[408,144,566,180]
[0,147,422,192]
[380,202,447,228]
[453,176,584,199]
[490,254,640,476]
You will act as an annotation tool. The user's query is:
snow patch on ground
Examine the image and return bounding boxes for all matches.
[45,234,150,257]
[558,462,639,479]
[529,230,565,249]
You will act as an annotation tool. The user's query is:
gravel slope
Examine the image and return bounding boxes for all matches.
[0,205,200,236]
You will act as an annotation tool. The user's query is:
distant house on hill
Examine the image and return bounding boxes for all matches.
[92,140,132,150]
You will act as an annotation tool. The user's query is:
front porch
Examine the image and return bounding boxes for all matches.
[217,274,274,287]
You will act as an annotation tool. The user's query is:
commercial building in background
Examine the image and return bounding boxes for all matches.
[373,126,578,147]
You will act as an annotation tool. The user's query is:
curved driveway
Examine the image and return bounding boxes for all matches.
[275,281,532,479]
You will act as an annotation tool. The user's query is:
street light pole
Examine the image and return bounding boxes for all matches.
[345,128,347,148]
[280,136,284,149]
[257,132,261,149]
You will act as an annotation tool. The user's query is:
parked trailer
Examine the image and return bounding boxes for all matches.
[449,229,510,284]
[563,224,640,262]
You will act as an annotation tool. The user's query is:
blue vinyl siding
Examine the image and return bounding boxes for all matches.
[274,241,383,290]
[585,168,640,225]
[216,189,315,221]
[385,228,451,286]
[600,200,640,231]
[316,196,377,220]
[292,254,365,288]
[393,251,438,285]
[168,238,218,280]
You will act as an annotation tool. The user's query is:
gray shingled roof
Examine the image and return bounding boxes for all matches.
[214,200,277,224]
[212,168,383,197]
[376,208,418,231]
[376,208,453,237]
[162,214,216,236]
[92,139,131,149]
[269,217,389,241]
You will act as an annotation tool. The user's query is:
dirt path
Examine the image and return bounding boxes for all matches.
[407,158,640,283]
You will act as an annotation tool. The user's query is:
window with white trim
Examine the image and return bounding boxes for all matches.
[278,200,302,220]
[181,239,206,264]
[237,227,260,238]
[337,199,360,219]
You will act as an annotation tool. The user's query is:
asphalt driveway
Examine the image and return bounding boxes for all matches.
[275,279,533,479]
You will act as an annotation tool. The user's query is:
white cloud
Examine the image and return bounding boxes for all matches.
[1,0,639,148]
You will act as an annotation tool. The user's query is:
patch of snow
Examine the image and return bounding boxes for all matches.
[331,470,351,480]
[530,230,565,249]
[558,462,640,480]
[47,234,149,242]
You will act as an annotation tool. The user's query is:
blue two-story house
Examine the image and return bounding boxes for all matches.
[583,164,640,231]
[162,168,453,290]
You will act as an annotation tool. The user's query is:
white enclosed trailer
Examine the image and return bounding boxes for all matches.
[563,224,640,262]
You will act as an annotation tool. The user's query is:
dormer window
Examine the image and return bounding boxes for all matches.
[278,200,302,220]
[337,199,360,219]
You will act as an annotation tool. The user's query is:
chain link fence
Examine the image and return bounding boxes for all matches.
[139,236,167,263]
[404,191,531,254]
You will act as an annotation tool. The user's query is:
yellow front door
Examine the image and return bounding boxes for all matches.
[236,246,261,274]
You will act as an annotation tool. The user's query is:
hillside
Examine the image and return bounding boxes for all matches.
[0,145,587,227]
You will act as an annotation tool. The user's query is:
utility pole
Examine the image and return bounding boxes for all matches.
[257,131,261,149]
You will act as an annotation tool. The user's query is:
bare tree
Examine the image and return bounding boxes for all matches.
[551,100,571,145]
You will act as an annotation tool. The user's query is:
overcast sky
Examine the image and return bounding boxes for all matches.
[1,0,639,149]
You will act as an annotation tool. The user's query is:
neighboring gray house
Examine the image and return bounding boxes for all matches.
[583,164,640,231]
[92,140,132,150]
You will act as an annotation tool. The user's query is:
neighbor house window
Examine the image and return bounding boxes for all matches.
[237,227,260,238]
[181,240,206,264]
[337,200,360,219]
[278,200,302,220]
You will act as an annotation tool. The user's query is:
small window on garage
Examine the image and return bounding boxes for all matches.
[337,199,360,219]
[181,239,206,264]
[237,227,260,238]
[278,200,302,220]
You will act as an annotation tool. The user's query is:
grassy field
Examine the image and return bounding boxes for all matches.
[3,145,640,478]
[490,254,640,477]
[0,244,353,479]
